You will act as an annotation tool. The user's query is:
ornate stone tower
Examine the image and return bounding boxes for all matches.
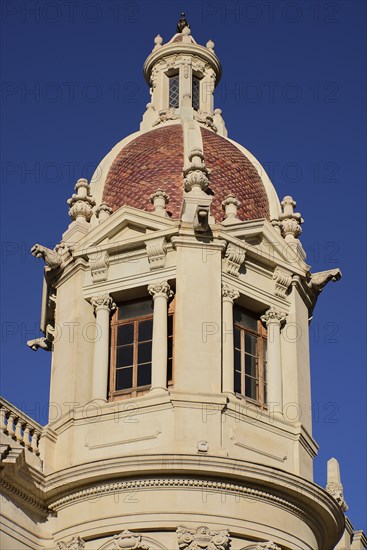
[1,15,365,550]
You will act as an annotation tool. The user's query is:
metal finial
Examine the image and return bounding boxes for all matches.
[177,12,190,33]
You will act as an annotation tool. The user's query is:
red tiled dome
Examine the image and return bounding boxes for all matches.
[103,125,270,221]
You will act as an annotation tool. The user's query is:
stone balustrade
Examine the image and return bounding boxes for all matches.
[0,397,42,455]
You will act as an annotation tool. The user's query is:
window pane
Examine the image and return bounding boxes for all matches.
[138,342,152,364]
[245,333,258,356]
[167,358,172,383]
[117,323,134,346]
[116,345,133,368]
[168,337,173,359]
[138,319,153,342]
[169,74,179,108]
[117,298,152,320]
[234,327,241,349]
[233,307,257,332]
[168,315,173,336]
[234,348,241,371]
[116,367,133,390]
[245,376,257,400]
[192,76,200,110]
[245,353,257,377]
[137,363,151,387]
[234,370,241,394]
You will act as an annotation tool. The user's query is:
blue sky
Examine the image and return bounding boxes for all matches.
[1,0,366,532]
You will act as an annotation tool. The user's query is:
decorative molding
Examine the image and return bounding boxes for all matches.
[177,526,229,550]
[89,251,110,283]
[148,281,173,300]
[145,237,167,270]
[67,178,95,223]
[0,478,47,513]
[194,110,217,132]
[90,294,116,313]
[261,306,286,327]
[221,283,240,303]
[326,482,348,512]
[152,107,180,126]
[223,242,246,277]
[112,530,150,550]
[272,267,292,298]
[57,537,85,550]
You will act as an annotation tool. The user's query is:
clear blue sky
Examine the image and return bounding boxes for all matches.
[1,0,366,532]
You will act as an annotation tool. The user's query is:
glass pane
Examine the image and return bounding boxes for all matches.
[234,327,241,349]
[137,363,151,387]
[192,76,200,110]
[138,319,153,342]
[234,370,241,394]
[167,358,172,383]
[263,340,267,363]
[169,74,179,108]
[168,315,173,336]
[116,345,133,368]
[245,376,257,399]
[116,367,133,390]
[234,349,241,371]
[233,306,257,332]
[245,333,257,356]
[168,337,173,359]
[245,353,257,377]
[117,298,153,320]
[117,323,134,346]
[138,342,152,364]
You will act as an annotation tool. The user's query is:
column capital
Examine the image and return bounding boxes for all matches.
[90,294,115,313]
[221,283,240,303]
[261,306,286,326]
[148,281,173,300]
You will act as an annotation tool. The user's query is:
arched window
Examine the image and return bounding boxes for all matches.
[168,73,180,108]
[233,306,267,406]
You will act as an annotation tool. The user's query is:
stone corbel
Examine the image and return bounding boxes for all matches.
[57,537,85,550]
[112,530,150,550]
[223,242,246,278]
[273,267,292,298]
[89,251,110,283]
[177,526,229,550]
[308,268,342,292]
[145,237,167,270]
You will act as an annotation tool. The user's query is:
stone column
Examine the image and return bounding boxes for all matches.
[91,294,115,401]
[148,281,173,392]
[261,307,286,412]
[222,284,239,394]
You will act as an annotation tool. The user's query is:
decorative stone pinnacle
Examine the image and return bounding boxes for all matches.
[148,281,173,300]
[154,34,163,48]
[206,39,215,51]
[222,194,241,220]
[96,202,113,222]
[279,195,304,242]
[67,178,96,223]
[150,188,169,217]
[183,148,211,193]
[326,457,348,511]
[177,12,190,33]
[261,306,286,326]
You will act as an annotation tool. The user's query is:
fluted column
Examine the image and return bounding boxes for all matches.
[148,281,173,392]
[222,284,239,394]
[261,307,286,412]
[91,294,115,401]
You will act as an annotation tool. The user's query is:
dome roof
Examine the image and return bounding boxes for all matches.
[102,124,270,222]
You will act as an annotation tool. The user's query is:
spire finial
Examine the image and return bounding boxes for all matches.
[177,12,190,33]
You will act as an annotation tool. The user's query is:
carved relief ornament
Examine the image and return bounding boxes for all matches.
[272,267,292,298]
[148,281,173,300]
[223,242,246,278]
[57,537,85,550]
[112,530,150,550]
[177,525,229,550]
[145,237,167,270]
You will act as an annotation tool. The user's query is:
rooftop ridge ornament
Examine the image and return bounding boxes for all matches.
[177,12,190,33]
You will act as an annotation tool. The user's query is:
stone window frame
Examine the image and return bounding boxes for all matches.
[233,306,267,408]
[109,297,175,401]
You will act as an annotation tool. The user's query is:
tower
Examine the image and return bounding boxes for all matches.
[1,15,365,550]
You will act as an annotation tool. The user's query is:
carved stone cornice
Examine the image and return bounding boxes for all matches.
[273,267,292,298]
[223,242,246,277]
[221,283,240,303]
[177,526,229,550]
[261,306,286,326]
[89,251,109,283]
[90,294,115,313]
[57,537,85,550]
[112,530,150,550]
[148,281,173,300]
[145,237,167,270]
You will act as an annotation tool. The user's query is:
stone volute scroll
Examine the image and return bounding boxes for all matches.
[148,281,174,392]
[177,525,229,550]
[273,267,292,298]
[145,237,168,270]
[223,242,246,278]
[261,307,286,412]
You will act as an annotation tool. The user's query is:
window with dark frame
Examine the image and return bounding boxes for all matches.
[233,306,267,406]
[109,297,174,400]
[168,74,180,108]
[192,75,200,111]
